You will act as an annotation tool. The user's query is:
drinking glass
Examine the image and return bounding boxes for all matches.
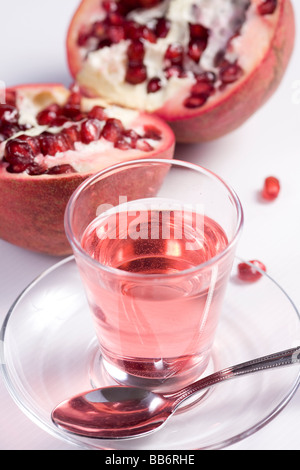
[65,159,243,391]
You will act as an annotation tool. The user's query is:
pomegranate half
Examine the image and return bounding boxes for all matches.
[0,84,175,255]
[67,0,295,143]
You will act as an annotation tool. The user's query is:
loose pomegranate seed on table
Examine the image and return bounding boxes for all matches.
[237,260,267,283]
[262,176,281,201]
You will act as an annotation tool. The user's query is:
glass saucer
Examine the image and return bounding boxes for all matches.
[1,256,300,450]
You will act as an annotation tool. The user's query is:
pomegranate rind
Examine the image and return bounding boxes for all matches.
[0,84,175,256]
[66,0,295,143]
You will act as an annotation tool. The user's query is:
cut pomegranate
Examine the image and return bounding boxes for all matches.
[262,176,280,201]
[238,260,267,282]
[67,0,294,143]
[0,84,175,255]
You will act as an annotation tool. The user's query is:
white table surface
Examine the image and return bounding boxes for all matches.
[1,0,300,451]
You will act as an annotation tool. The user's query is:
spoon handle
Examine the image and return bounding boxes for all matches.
[168,346,300,408]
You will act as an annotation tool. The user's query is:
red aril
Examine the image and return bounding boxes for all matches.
[67,0,295,143]
[81,118,102,143]
[0,84,175,255]
[238,260,267,282]
[262,176,280,201]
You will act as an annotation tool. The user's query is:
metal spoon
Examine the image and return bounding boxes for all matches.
[52,346,300,440]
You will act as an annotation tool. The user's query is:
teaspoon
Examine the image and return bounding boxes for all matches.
[52,346,300,440]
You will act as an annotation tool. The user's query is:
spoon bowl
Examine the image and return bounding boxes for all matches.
[52,346,300,440]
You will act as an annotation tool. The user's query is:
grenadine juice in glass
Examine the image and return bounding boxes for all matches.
[65,160,243,391]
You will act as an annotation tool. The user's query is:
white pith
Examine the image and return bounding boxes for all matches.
[76,0,278,114]
[0,87,165,175]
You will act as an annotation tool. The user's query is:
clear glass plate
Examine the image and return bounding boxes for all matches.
[1,256,300,450]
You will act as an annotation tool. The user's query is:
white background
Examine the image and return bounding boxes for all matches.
[0,0,300,450]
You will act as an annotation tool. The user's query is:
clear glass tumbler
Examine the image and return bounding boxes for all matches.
[65,159,243,391]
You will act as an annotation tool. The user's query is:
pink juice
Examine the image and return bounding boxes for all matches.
[79,200,232,386]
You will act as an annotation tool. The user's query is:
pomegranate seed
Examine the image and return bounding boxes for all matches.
[147,77,162,94]
[155,18,170,38]
[125,65,148,85]
[4,139,35,171]
[122,0,162,11]
[5,90,17,107]
[50,116,69,127]
[143,125,162,140]
[101,118,124,143]
[102,0,119,13]
[191,78,215,97]
[189,23,210,40]
[37,104,61,126]
[18,134,41,155]
[137,0,162,7]
[88,106,107,121]
[107,25,125,43]
[136,140,154,152]
[77,28,93,47]
[237,260,266,283]
[184,94,208,109]
[165,43,184,65]
[0,104,19,123]
[123,129,139,147]
[220,62,243,84]
[46,164,76,175]
[39,132,71,156]
[0,123,20,139]
[164,65,183,80]
[68,84,82,105]
[197,71,217,83]
[62,125,81,145]
[62,103,82,120]
[141,26,157,43]
[115,137,132,150]
[262,176,280,201]
[188,40,207,63]
[26,162,48,176]
[98,38,113,49]
[127,39,145,65]
[105,12,124,26]
[124,21,143,40]
[92,21,107,39]
[257,0,277,15]
[81,119,102,144]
